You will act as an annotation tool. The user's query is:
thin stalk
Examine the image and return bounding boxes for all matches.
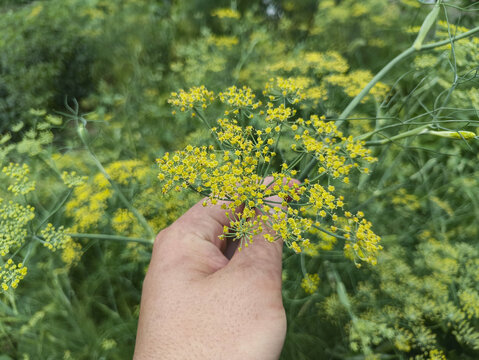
[337,47,415,125]
[420,25,479,50]
[365,124,430,146]
[68,233,153,245]
[312,224,347,241]
[233,38,259,82]
[193,107,214,133]
[336,25,479,126]
[34,189,73,233]
[298,156,316,182]
[193,107,224,150]
[287,152,306,170]
[262,123,284,176]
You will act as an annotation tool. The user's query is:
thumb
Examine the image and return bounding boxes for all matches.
[151,198,239,279]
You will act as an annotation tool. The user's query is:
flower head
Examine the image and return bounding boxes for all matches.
[160,82,381,265]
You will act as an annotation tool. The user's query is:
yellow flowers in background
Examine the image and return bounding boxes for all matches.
[0,161,85,291]
[65,160,149,232]
[0,200,35,257]
[1,259,27,291]
[326,70,390,102]
[0,163,36,291]
[301,273,320,294]
[2,163,36,195]
[40,224,82,267]
[211,8,241,20]
[61,171,87,188]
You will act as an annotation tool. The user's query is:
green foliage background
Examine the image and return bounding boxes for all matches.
[1,0,478,359]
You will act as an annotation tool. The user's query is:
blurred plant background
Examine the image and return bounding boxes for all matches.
[1,0,479,359]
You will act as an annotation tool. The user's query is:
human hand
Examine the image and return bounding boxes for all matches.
[134,196,286,359]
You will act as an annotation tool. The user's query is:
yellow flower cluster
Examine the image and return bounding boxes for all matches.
[265,103,295,123]
[0,259,27,291]
[458,289,479,319]
[66,173,112,231]
[160,82,381,265]
[61,171,88,188]
[304,51,349,74]
[134,188,198,235]
[2,163,36,195]
[292,115,375,181]
[326,70,390,102]
[325,225,478,357]
[66,160,150,232]
[266,52,351,106]
[264,77,309,104]
[207,36,239,49]
[427,349,447,360]
[61,241,82,267]
[0,199,35,256]
[343,211,382,266]
[392,188,421,211]
[112,208,143,237]
[412,349,447,360]
[437,21,470,38]
[211,8,240,19]
[414,54,439,69]
[112,208,135,233]
[305,85,328,103]
[168,86,214,113]
[39,223,82,267]
[219,85,261,111]
[40,223,72,251]
[106,160,149,185]
[158,119,310,250]
[269,51,349,76]
[267,58,299,73]
[350,3,368,17]
[301,273,320,294]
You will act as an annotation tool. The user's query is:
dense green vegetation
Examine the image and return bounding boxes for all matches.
[1,0,478,359]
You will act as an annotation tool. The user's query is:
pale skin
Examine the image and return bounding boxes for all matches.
[134,197,287,360]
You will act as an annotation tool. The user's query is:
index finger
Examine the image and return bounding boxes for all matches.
[166,198,242,251]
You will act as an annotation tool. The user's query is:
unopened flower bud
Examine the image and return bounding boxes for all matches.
[428,130,476,140]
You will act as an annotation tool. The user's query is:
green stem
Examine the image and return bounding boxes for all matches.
[336,25,479,126]
[193,107,224,150]
[262,124,283,176]
[233,38,259,82]
[365,124,430,146]
[312,224,347,241]
[327,264,373,356]
[337,47,415,125]
[298,156,317,182]
[68,233,153,245]
[35,189,73,233]
[420,25,479,50]
[193,107,214,133]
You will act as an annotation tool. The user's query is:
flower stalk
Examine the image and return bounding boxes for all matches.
[337,17,479,125]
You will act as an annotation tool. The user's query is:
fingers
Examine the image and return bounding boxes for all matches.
[166,198,241,252]
[150,199,240,279]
